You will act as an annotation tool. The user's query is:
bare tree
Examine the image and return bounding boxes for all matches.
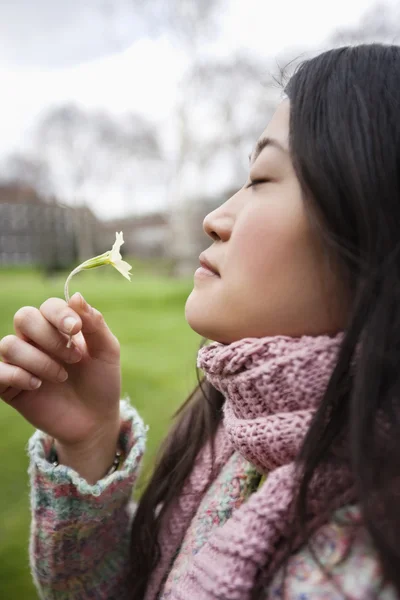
[183,55,280,181]
[33,104,161,206]
[0,152,54,198]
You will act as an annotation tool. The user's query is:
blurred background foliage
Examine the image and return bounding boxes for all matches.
[0,0,399,597]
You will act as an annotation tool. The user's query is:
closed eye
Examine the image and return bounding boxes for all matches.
[245,179,270,189]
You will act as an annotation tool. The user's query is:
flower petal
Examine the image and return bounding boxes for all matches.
[111,232,124,263]
[112,258,132,281]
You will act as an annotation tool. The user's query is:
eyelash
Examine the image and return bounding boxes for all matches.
[245,179,270,189]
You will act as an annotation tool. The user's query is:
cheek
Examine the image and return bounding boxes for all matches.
[228,201,304,285]
[222,204,331,336]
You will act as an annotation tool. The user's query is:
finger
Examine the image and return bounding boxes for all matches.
[1,386,23,403]
[14,306,82,364]
[67,293,120,361]
[0,335,68,384]
[0,361,42,394]
[39,297,83,337]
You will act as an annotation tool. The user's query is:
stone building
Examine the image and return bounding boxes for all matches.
[0,183,101,269]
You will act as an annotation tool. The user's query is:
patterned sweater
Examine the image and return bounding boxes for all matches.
[28,399,396,599]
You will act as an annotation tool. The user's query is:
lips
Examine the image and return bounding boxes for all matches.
[199,252,220,276]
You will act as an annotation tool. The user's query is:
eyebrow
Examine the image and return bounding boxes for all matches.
[248,136,288,165]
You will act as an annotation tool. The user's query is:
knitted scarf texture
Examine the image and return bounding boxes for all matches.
[145,333,356,600]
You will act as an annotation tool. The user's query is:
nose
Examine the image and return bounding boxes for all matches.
[203,204,234,242]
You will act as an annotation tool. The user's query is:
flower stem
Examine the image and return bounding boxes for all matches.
[64,266,82,304]
[64,266,82,347]
[63,263,106,347]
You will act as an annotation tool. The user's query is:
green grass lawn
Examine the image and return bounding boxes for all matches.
[0,264,201,599]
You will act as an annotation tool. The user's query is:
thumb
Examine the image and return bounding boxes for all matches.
[68,293,120,362]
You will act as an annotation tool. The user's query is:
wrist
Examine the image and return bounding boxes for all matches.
[53,418,123,484]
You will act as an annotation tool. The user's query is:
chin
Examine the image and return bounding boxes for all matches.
[185,294,220,342]
[185,304,211,339]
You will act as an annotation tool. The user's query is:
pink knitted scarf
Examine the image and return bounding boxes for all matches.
[146,333,356,600]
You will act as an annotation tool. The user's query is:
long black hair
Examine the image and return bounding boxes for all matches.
[130,43,400,597]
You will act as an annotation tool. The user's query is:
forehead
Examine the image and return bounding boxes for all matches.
[258,99,290,151]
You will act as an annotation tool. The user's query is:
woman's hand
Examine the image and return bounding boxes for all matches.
[0,293,122,481]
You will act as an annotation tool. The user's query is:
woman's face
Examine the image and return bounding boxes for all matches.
[185,100,349,344]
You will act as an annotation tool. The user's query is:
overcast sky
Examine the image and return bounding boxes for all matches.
[0,0,144,68]
[0,0,387,217]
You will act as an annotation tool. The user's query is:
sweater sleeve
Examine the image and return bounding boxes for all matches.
[267,505,398,599]
[28,398,147,600]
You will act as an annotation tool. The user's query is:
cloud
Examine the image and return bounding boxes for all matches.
[0,0,142,68]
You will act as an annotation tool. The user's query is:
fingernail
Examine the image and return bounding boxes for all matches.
[57,369,68,383]
[63,317,77,334]
[69,345,82,362]
[30,377,42,389]
[76,292,86,306]
[75,293,92,314]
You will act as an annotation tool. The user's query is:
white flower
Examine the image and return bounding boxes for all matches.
[63,231,132,347]
[109,232,132,281]
[64,231,132,300]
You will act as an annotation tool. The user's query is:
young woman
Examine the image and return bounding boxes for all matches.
[0,43,399,599]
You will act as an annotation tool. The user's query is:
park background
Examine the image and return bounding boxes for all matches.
[0,1,398,597]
